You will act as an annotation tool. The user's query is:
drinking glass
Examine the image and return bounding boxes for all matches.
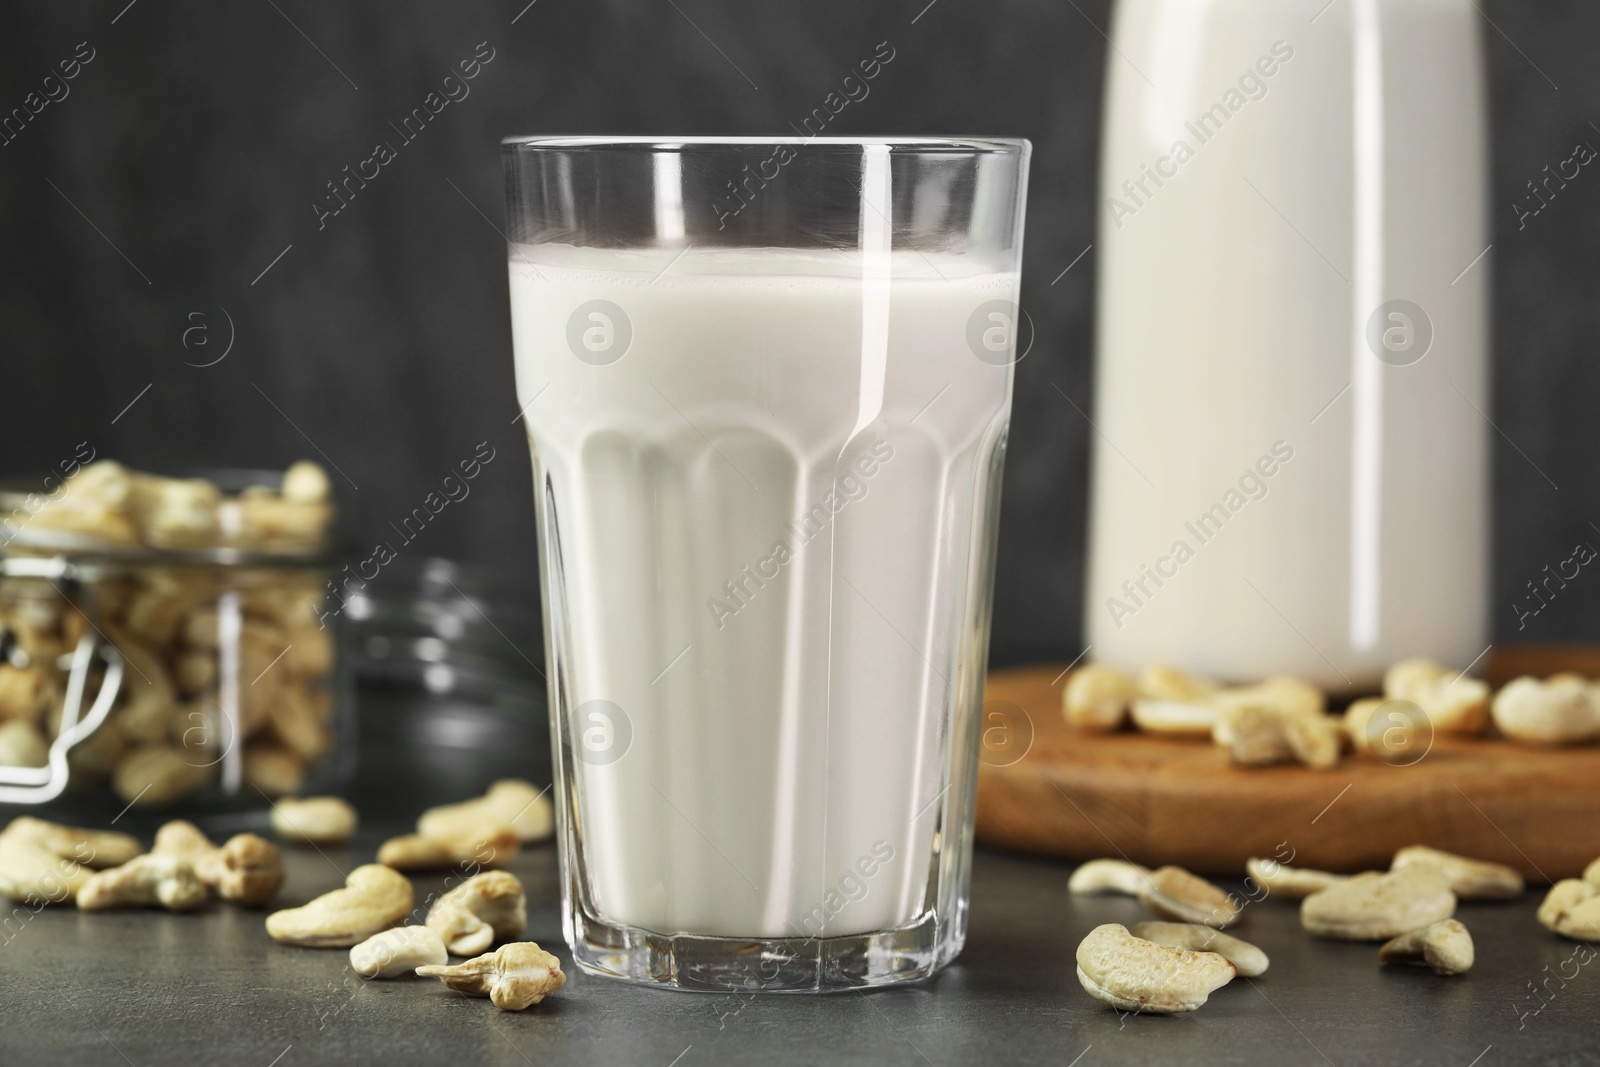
[502,136,1030,991]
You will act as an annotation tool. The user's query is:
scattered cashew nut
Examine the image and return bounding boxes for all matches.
[1390,845,1523,901]
[1384,659,1490,735]
[4,817,142,868]
[417,779,553,844]
[271,796,358,845]
[1062,665,1137,731]
[1139,866,1240,928]
[1301,867,1456,940]
[1139,664,1219,703]
[417,941,566,1011]
[153,820,283,907]
[1069,858,1152,897]
[350,925,449,979]
[425,870,528,955]
[1130,921,1269,977]
[1213,676,1326,719]
[1245,857,1348,900]
[378,829,518,872]
[1075,923,1236,1013]
[1537,879,1600,941]
[1491,676,1600,745]
[1130,699,1218,738]
[1213,704,1293,766]
[1212,702,1341,770]
[265,864,413,948]
[77,854,207,912]
[0,831,92,905]
[1069,859,1238,927]
[1379,918,1474,975]
[1126,665,1222,737]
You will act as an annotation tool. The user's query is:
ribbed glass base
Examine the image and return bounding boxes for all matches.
[567,906,963,993]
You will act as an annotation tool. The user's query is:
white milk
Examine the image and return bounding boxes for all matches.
[510,246,1015,937]
[1086,0,1490,690]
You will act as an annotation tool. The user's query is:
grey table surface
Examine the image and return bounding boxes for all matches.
[1,687,1596,1067]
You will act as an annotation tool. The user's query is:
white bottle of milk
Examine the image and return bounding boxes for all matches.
[1085,0,1490,691]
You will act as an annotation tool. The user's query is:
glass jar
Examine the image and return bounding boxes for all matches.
[0,464,353,810]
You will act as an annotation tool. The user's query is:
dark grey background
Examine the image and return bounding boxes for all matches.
[1,0,1596,666]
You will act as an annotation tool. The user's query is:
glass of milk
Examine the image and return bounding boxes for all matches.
[502,137,1030,991]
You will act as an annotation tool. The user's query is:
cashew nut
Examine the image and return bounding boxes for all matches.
[417,779,553,844]
[1390,845,1524,901]
[1130,921,1269,977]
[0,664,50,724]
[1139,865,1241,928]
[1537,879,1600,940]
[1126,665,1221,737]
[1068,859,1238,927]
[1584,856,1600,887]
[1139,664,1218,703]
[265,864,413,947]
[1301,867,1455,940]
[4,817,142,869]
[1491,676,1600,745]
[1284,713,1343,769]
[1342,698,1388,754]
[131,476,222,549]
[1384,658,1490,735]
[1129,672,1327,746]
[1210,676,1325,719]
[243,743,305,797]
[0,832,92,904]
[1075,923,1236,1013]
[1378,919,1474,975]
[377,828,518,872]
[281,461,332,504]
[417,941,567,1011]
[30,460,141,544]
[77,854,207,912]
[425,871,528,955]
[1245,857,1348,900]
[237,495,333,547]
[1203,675,1339,769]
[68,716,125,779]
[266,688,333,763]
[153,821,284,907]
[1211,705,1279,763]
[113,743,213,808]
[1130,699,1218,737]
[350,925,449,979]
[0,719,48,767]
[1062,665,1136,731]
[270,796,358,845]
[1068,858,1152,897]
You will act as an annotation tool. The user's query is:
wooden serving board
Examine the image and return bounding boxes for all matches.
[975,645,1600,881]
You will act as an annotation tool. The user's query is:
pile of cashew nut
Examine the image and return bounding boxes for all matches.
[1063,657,1600,770]
[0,459,340,804]
[259,780,561,1011]
[1069,844,1550,1013]
[0,776,563,1013]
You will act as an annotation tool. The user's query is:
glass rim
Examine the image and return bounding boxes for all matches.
[501,135,1029,154]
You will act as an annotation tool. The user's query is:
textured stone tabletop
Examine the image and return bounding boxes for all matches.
[0,689,1594,1066]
